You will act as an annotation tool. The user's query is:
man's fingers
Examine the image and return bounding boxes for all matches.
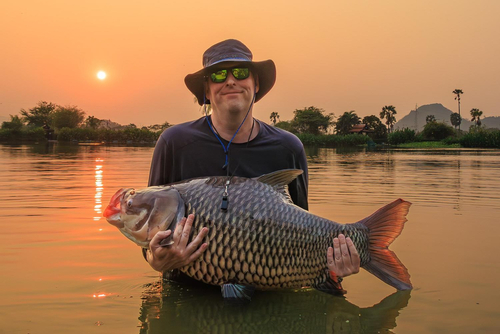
[339,234,352,266]
[184,227,209,254]
[174,217,187,241]
[150,230,172,248]
[179,214,194,248]
[333,237,342,262]
[327,246,338,270]
[188,243,208,263]
[346,237,361,270]
[327,246,334,264]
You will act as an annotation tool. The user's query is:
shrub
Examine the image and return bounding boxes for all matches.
[24,127,46,141]
[56,127,160,143]
[459,129,500,148]
[0,127,45,141]
[420,122,455,141]
[387,128,416,145]
[0,129,12,141]
[57,127,97,141]
[275,121,295,133]
[1,115,24,131]
[296,133,368,147]
[442,136,460,145]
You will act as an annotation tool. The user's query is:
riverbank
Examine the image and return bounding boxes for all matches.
[2,126,499,149]
[395,141,461,148]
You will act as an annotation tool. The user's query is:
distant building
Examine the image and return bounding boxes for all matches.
[349,124,373,135]
[99,119,123,130]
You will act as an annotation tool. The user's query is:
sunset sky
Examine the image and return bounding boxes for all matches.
[1,0,499,127]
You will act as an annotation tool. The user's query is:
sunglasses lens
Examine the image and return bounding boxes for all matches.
[210,68,250,83]
[232,68,250,80]
[211,70,227,83]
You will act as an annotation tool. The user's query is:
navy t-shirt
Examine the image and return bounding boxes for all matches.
[148,116,308,209]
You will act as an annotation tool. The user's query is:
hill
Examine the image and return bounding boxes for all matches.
[483,116,500,129]
[394,103,500,131]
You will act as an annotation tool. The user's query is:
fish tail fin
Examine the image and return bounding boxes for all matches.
[359,199,413,290]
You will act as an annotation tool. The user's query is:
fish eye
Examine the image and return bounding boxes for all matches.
[127,199,133,207]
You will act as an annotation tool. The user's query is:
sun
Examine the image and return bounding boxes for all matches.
[97,71,107,80]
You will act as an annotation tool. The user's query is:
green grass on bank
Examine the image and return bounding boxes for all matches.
[395,141,461,149]
[296,133,369,147]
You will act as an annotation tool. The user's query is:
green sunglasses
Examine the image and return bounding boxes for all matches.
[209,68,250,83]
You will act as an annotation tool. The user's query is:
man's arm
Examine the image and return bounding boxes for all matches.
[145,135,209,274]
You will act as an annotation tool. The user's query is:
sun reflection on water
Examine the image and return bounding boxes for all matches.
[94,159,104,222]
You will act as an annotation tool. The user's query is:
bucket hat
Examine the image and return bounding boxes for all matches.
[185,39,276,105]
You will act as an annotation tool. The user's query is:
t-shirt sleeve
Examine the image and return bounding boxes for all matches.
[288,145,309,210]
[148,135,170,187]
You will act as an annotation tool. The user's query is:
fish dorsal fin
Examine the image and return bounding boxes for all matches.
[256,169,303,187]
[256,169,303,203]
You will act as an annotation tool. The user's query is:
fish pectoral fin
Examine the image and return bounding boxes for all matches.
[221,284,255,302]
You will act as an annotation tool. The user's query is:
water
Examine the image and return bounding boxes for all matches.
[1,143,499,333]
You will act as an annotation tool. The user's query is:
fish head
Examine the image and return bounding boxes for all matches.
[103,187,185,248]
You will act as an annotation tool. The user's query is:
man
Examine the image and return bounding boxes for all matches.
[145,39,360,293]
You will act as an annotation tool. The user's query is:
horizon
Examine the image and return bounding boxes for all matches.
[4,101,496,129]
[1,1,499,127]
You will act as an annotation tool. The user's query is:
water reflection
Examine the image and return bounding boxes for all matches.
[137,281,411,334]
[306,147,500,211]
[94,158,104,222]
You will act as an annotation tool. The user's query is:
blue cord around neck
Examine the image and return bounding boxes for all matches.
[204,92,256,170]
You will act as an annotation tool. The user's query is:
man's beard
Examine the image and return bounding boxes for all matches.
[227,100,251,115]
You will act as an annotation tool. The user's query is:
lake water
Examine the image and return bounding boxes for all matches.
[1,143,499,333]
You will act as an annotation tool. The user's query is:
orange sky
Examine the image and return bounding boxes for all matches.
[1,0,499,126]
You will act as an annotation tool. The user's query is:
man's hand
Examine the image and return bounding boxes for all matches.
[327,234,360,278]
[146,214,208,272]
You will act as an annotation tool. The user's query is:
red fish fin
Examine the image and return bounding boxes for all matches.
[358,199,412,290]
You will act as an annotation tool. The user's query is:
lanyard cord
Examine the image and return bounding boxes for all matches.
[204,92,256,173]
[203,90,257,211]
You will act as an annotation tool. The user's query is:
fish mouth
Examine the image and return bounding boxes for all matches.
[103,188,130,228]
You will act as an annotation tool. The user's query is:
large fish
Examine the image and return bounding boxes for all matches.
[104,169,412,298]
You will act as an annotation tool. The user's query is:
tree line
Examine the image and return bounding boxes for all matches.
[269,99,497,148]
[0,101,172,143]
[271,105,394,142]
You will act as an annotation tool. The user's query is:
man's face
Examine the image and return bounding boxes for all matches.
[205,63,259,115]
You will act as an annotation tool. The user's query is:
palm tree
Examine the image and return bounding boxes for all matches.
[452,89,463,131]
[380,105,397,133]
[470,108,483,127]
[335,110,361,135]
[450,112,462,131]
[270,112,280,125]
